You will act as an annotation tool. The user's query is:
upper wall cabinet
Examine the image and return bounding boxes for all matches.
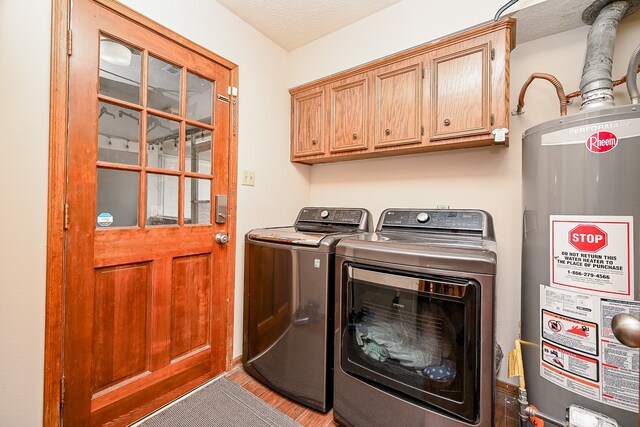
[430,42,490,141]
[291,87,325,158]
[426,29,511,149]
[289,18,515,165]
[329,74,368,154]
[374,58,423,149]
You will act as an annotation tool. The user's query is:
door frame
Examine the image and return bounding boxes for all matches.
[44,1,239,424]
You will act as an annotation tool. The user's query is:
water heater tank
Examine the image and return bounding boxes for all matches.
[522,104,640,426]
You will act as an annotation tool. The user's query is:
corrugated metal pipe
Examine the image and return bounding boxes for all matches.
[579,1,629,109]
[627,42,640,103]
[513,73,568,116]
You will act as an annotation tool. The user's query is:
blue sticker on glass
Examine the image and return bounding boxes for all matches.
[97,212,114,227]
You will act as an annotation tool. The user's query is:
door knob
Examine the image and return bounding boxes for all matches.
[215,233,230,244]
[612,313,640,348]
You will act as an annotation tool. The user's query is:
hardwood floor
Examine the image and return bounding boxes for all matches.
[226,366,519,427]
[226,368,337,426]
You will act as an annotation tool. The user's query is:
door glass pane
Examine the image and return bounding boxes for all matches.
[185,178,211,225]
[147,114,180,170]
[147,173,179,226]
[98,102,140,165]
[99,37,141,105]
[186,72,213,125]
[96,168,139,228]
[148,55,181,114]
[185,125,212,174]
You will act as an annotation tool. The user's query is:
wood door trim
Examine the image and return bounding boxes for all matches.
[44,1,239,425]
[93,0,237,71]
[226,66,239,371]
[43,0,70,424]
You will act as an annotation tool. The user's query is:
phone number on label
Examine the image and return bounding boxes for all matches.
[568,271,610,279]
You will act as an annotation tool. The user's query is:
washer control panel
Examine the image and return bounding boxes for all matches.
[380,209,485,232]
[297,207,365,225]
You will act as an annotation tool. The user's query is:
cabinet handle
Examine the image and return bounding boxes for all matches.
[311,139,317,145]
[384,128,391,136]
[443,119,451,126]
[352,133,358,140]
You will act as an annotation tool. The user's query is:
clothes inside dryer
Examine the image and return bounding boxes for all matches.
[342,267,474,409]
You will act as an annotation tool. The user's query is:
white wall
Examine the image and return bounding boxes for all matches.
[0,0,51,425]
[288,0,640,383]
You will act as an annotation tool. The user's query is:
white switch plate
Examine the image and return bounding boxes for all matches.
[242,170,255,186]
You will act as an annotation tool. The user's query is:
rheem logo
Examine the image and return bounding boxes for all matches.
[586,131,618,153]
[569,225,608,252]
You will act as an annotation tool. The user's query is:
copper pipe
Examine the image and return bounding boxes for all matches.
[514,73,568,116]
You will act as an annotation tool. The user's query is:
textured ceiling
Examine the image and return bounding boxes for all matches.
[512,0,607,44]
[216,0,403,51]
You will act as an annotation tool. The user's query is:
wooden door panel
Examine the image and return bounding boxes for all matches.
[92,263,151,393]
[330,76,368,153]
[171,254,211,360]
[292,90,324,157]
[374,60,422,148]
[90,356,211,426]
[63,1,234,425]
[431,43,490,140]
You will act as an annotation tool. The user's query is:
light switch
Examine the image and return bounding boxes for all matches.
[242,170,255,186]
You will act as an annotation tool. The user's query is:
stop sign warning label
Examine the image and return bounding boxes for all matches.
[551,216,633,299]
[569,225,607,252]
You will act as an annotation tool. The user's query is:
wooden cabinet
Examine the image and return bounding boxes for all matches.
[430,42,490,141]
[290,18,515,164]
[291,88,325,158]
[329,74,368,153]
[426,29,511,149]
[373,58,422,148]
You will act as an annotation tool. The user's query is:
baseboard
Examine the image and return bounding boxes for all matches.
[230,355,243,370]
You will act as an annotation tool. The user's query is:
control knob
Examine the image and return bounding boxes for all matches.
[416,212,430,223]
[320,210,330,219]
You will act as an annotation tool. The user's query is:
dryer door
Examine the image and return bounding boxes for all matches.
[340,265,480,423]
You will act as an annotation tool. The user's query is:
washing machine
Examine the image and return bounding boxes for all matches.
[243,207,372,412]
[333,209,497,426]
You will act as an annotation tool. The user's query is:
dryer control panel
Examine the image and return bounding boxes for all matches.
[378,209,493,238]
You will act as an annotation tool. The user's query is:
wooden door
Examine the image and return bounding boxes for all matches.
[329,74,368,153]
[64,1,234,425]
[373,58,422,148]
[291,89,325,158]
[430,39,491,141]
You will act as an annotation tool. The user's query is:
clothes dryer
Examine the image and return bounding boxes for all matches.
[334,209,497,426]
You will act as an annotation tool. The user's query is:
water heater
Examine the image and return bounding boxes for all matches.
[522,104,640,426]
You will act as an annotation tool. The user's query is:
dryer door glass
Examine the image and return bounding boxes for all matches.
[340,265,480,423]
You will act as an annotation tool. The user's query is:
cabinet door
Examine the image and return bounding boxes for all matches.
[430,41,491,141]
[292,89,325,157]
[330,75,368,153]
[374,58,422,148]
